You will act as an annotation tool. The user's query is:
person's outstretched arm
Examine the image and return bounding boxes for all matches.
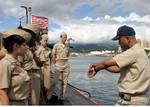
[87,58,120,78]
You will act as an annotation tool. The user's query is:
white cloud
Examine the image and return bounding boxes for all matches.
[0,0,150,19]
[83,13,150,24]
[82,16,93,21]
[0,1,150,44]
[48,13,150,44]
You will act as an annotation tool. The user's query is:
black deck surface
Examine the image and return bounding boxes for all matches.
[51,82,99,105]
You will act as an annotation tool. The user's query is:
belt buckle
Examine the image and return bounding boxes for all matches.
[119,93,131,101]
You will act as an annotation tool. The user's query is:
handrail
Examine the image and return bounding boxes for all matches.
[67,83,91,97]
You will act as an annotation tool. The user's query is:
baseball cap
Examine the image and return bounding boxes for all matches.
[112,25,136,40]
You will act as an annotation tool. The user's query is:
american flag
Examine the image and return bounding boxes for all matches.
[31,15,48,30]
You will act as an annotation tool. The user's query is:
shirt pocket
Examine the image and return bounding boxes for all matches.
[11,67,30,87]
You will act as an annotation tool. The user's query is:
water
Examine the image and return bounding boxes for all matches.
[68,56,150,105]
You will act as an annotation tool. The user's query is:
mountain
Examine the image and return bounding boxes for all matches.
[47,40,119,52]
[70,40,118,52]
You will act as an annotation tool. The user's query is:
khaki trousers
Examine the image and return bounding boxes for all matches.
[41,65,55,100]
[116,94,149,105]
[47,67,70,100]
[28,70,41,105]
[59,67,70,100]
[41,66,51,90]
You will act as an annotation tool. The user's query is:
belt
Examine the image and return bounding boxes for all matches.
[42,64,50,67]
[119,92,131,101]
[10,99,28,104]
[119,92,147,101]
[27,69,39,73]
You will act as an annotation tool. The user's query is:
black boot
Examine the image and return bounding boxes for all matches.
[47,95,59,105]
[59,99,64,105]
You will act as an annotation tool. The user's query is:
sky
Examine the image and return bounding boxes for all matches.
[0,0,150,44]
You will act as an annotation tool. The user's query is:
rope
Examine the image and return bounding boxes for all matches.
[67,83,91,97]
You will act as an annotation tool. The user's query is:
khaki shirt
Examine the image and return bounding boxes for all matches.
[113,43,150,94]
[52,42,70,70]
[35,46,51,66]
[0,54,30,100]
[18,48,40,70]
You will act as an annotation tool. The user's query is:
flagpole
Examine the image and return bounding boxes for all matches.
[28,7,32,24]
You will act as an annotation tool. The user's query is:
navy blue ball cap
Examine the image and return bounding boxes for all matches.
[112,25,136,41]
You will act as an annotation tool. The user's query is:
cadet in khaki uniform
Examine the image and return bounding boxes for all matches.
[18,46,41,105]
[4,28,41,105]
[35,34,51,99]
[0,35,30,105]
[0,90,9,105]
[0,33,8,104]
[51,32,70,103]
[21,25,43,105]
[88,25,150,105]
[0,33,6,60]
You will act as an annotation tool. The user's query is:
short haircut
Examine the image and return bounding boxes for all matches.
[60,32,67,38]
[3,35,25,52]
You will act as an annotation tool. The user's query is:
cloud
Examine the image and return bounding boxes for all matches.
[48,13,150,44]
[0,0,150,19]
[91,0,150,17]
[0,1,150,44]
[121,0,150,15]
[84,12,150,24]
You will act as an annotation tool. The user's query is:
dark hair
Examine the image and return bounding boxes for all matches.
[3,35,25,52]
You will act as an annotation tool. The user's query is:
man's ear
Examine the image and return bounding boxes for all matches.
[126,36,131,43]
[13,43,19,50]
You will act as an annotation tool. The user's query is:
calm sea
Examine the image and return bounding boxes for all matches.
[68,56,150,105]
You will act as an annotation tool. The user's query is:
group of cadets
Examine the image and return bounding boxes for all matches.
[0,24,70,105]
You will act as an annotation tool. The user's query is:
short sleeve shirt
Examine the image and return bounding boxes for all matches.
[0,54,30,100]
[18,48,40,70]
[52,42,70,70]
[113,43,150,94]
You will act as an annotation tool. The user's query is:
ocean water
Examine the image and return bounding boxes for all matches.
[68,56,150,105]
[68,56,119,105]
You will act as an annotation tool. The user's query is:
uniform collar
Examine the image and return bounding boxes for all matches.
[5,54,20,65]
[131,43,140,49]
[58,42,66,48]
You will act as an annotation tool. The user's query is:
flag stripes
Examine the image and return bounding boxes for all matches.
[31,15,48,30]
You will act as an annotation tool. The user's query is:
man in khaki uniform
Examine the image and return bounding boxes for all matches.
[88,25,150,105]
[35,34,51,101]
[0,35,30,105]
[51,32,70,104]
